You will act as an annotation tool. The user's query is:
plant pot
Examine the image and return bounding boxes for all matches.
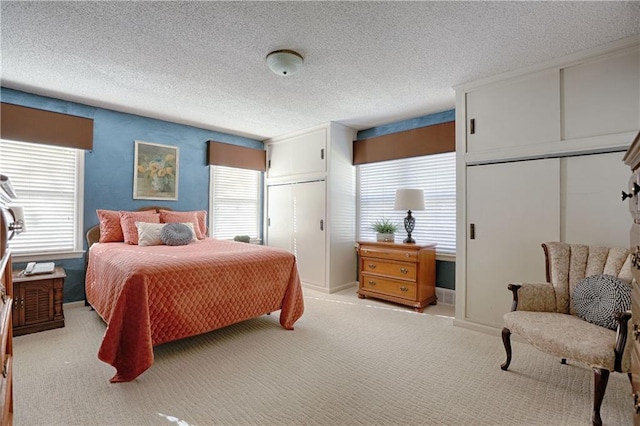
[377,233,395,242]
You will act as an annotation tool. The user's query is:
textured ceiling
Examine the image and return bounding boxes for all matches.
[1,1,639,140]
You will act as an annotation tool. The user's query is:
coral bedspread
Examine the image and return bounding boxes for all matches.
[85,239,304,382]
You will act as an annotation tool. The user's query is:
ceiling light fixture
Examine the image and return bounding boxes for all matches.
[266,49,304,76]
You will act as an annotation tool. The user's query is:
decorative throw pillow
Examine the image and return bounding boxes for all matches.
[572,274,632,330]
[159,210,207,239]
[120,211,160,245]
[136,222,165,246]
[97,209,125,243]
[160,223,194,246]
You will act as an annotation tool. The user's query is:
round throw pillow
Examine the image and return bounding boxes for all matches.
[572,274,631,330]
[160,223,193,246]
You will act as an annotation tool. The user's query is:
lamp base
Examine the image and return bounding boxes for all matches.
[403,236,416,244]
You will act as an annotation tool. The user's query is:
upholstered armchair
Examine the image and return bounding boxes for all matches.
[501,242,633,426]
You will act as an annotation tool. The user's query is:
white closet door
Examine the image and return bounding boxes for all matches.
[466,158,560,328]
[266,184,293,252]
[293,180,326,288]
[561,152,629,247]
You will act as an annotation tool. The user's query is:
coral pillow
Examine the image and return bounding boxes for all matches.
[159,210,207,239]
[97,209,124,243]
[120,211,160,245]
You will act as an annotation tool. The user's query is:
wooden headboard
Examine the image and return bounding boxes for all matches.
[86,206,173,248]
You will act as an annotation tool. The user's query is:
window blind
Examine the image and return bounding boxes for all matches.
[210,165,261,240]
[0,139,82,256]
[357,152,456,255]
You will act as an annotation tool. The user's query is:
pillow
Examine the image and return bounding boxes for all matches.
[137,222,198,246]
[159,210,207,239]
[120,211,160,245]
[136,222,165,246]
[160,223,194,246]
[572,274,632,330]
[97,210,124,243]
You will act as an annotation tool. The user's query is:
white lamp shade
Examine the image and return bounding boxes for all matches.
[266,50,304,76]
[394,189,425,211]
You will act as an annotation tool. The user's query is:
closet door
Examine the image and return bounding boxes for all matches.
[293,180,326,288]
[266,184,293,252]
[466,158,560,328]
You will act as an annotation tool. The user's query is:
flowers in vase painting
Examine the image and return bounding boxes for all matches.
[133,141,179,200]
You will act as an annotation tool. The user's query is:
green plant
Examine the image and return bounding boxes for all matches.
[371,218,398,234]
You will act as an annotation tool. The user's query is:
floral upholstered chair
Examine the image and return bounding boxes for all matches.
[501,242,633,426]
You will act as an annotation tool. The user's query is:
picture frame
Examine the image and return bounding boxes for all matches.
[133,140,179,200]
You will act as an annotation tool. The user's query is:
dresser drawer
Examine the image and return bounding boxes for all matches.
[628,173,640,221]
[359,246,418,262]
[361,259,416,280]
[361,274,416,300]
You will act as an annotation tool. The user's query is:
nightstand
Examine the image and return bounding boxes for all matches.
[357,241,437,312]
[11,266,65,336]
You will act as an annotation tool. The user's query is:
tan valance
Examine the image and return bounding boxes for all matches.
[353,121,454,165]
[1,102,93,150]
[207,140,266,172]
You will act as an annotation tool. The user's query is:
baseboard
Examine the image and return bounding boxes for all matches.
[303,281,358,294]
[63,301,85,309]
[453,318,528,343]
[435,287,455,306]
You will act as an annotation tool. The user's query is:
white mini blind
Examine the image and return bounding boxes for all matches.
[211,165,261,240]
[357,152,456,255]
[0,139,81,256]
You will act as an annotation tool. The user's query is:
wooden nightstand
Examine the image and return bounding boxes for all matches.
[357,241,437,312]
[11,267,65,336]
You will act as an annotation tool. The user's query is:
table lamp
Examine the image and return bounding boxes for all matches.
[394,188,424,244]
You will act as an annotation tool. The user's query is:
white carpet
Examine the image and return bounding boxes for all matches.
[12,288,633,425]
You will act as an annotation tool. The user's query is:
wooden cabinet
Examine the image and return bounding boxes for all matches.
[265,122,357,293]
[622,131,640,424]
[0,195,14,425]
[12,267,65,336]
[357,241,436,312]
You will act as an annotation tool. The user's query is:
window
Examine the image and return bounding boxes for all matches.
[0,139,84,260]
[210,165,262,241]
[357,152,456,256]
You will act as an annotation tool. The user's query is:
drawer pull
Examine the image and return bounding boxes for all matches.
[368,280,376,286]
[368,263,377,269]
[399,267,408,274]
[634,393,640,414]
[634,324,640,341]
[400,286,408,293]
[405,253,410,258]
[623,190,634,201]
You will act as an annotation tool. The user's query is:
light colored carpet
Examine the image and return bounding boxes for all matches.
[13,288,633,426]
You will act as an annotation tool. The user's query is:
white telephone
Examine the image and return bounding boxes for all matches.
[24,262,55,275]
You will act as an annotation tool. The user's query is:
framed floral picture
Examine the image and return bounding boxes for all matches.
[133,140,179,200]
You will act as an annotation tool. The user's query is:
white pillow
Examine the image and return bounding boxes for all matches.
[136,222,197,246]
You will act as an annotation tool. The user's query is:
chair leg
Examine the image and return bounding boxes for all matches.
[592,368,610,426]
[500,327,512,371]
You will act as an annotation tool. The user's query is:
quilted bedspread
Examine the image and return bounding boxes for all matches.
[85,238,304,382]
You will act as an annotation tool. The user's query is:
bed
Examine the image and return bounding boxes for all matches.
[85,207,304,382]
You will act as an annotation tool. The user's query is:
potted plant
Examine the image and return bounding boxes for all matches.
[372,218,398,242]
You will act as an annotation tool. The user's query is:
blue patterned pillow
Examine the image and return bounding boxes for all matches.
[160,223,193,246]
[572,274,631,330]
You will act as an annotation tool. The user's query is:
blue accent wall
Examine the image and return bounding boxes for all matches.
[355,109,456,291]
[2,87,262,303]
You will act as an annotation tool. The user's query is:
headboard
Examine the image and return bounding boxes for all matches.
[85,206,173,248]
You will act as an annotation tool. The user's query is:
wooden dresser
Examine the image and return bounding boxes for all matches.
[357,241,436,312]
[622,130,640,425]
[0,186,15,424]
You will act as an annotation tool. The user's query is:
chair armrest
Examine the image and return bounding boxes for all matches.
[614,310,632,372]
[507,283,556,312]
